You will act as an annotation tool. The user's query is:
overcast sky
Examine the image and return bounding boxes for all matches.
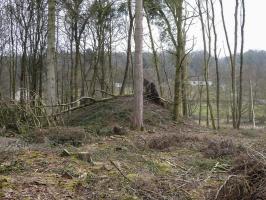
[239,0,266,51]
[190,0,266,52]
[142,0,266,54]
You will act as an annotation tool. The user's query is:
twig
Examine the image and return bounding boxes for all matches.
[214,175,237,200]
[109,160,131,182]
[95,90,117,97]
[53,97,114,115]
[110,160,167,200]
[44,97,97,107]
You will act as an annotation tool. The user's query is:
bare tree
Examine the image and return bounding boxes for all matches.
[173,0,184,121]
[210,0,220,129]
[47,0,57,108]
[144,3,163,97]
[219,0,238,128]
[197,0,216,129]
[133,0,144,129]
[237,0,246,129]
[120,0,134,95]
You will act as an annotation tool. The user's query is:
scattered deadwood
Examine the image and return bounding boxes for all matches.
[30,126,87,145]
[0,99,54,129]
[53,97,114,115]
[95,90,117,97]
[110,159,187,200]
[143,79,165,107]
[53,95,134,116]
[147,133,200,150]
[60,149,92,163]
[113,126,128,135]
[60,149,71,157]
[202,139,245,159]
[210,151,266,200]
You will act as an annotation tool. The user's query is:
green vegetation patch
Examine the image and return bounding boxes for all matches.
[0,160,26,175]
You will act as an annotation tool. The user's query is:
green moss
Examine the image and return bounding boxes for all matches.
[241,129,258,138]
[190,158,218,171]
[0,160,26,175]
[126,173,140,181]
[64,179,83,192]
[0,176,13,196]
[96,127,113,136]
[85,171,96,184]
[156,162,172,173]
[122,195,139,200]
[143,160,172,174]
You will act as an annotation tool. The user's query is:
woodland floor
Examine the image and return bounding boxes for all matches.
[0,96,266,200]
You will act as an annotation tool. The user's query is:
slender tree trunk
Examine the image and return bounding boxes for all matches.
[108,25,114,94]
[47,0,57,108]
[199,85,203,125]
[20,46,27,104]
[210,0,220,129]
[161,46,172,99]
[38,52,43,99]
[237,0,246,129]
[100,35,105,96]
[173,0,183,121]
[70,32,74,102]
[219,0,239,128]
[232,0,239,128]
[10,10,16,99]
[145,7,163,97]
[198,0,216,129]
[133,0,144,129]
[250,80,256,128]
[120,0,133,95]
[80,38,86,100]
[74,36,80,100]
[181,31,188,117]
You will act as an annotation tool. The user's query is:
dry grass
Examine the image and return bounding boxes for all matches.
[1,97,266,199]
[147,133,200,151]
[202,139,245,159]
[210,151,266,200]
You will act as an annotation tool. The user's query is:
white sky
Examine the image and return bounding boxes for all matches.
[189,0,266,52]
[242,0,266,51]
[141,0,266,53]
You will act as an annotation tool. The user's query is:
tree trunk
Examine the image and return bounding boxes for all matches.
[133,0,144,129]
[237,0,246,129]
[181,31,188,117]
[198,0,216,129]
[210,0,220,129]
[120,0,133,95]
[250,80,256,128]
[145,7,163,97]
[173,0,183,121]
[46,0,57,108]
[219,0,239,128]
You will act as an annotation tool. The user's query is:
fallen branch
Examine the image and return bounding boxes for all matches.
[109,160,131,182]
[110,159,167,200]
[44,97,97,108]
[53,97,114,115]
[214,175,237,200]
[95,90,117,97]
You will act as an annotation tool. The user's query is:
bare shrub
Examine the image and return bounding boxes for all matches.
[202,139,244,158]
[148,133,199,150]
[211,153,266,200]
[26,127,88,146]
[0,99,55,134]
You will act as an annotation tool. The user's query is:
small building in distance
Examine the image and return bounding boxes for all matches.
[15,88,30,101]
[114,82,132,95]
[188,80,213,87]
